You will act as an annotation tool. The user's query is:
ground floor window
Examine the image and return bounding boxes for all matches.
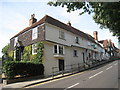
[32,43,37,54]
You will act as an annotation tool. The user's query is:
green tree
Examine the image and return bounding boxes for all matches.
[48,2,120,41]
[2,44,10,60]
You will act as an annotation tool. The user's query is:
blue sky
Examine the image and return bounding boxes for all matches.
[0,0,119,57]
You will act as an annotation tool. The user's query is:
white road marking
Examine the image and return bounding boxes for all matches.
[89,71,103,79]
[114,63,118,66]
[106,66,113,70]
[64,83,79,90]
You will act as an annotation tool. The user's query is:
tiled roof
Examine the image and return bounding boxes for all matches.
[11,15,100,46]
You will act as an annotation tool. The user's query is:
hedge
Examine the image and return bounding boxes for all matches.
[3,61,44,79]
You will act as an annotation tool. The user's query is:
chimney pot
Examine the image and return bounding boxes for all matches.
[93,31,98,41]
[67,21,71,26]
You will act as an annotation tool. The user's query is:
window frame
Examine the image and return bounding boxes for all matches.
[32,43,37,55]
[53,45,65,55]
[75,37,79,44]
[59,31,65,40]
[32,27,38,40]
[73,50,78,57]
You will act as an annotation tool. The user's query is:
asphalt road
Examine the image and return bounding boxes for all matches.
[25,60,119,89]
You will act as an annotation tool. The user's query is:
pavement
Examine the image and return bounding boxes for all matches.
[1,60,119,89]
[2,71,73,89]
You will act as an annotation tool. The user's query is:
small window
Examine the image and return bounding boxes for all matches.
[59,31,65,40]
[32,44,37,54]
[73,50,78,57]
[75,37,79,44]
[32,27,38,40]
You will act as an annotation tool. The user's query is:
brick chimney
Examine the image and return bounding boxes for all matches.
[67,21,71,26]
[93,31,98,41]
[29,14,37,26]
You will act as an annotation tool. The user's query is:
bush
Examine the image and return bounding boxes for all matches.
[3,61,44,79]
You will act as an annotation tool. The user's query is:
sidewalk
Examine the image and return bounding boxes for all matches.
[2,72,72,89]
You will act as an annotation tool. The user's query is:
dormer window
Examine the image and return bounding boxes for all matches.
[75,37,79,44]
[32,27,38,40]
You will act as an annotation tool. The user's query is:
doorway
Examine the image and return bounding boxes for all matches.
[58,59,64,71]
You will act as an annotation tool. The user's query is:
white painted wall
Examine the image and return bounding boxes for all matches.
[43,41,85,76]
[43,23,106,76]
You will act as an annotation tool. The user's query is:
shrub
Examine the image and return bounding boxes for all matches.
[8,51,14,61]
[23,45,32,61]
[3,61,44,79]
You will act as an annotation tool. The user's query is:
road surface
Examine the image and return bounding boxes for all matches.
[25,60,119,89]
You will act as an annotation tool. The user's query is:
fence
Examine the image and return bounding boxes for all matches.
[52,59,114,79]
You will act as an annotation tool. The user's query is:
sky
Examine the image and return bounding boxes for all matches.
[0,0,119,57]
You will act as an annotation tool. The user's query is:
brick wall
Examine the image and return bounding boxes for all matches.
[9,24,45,51]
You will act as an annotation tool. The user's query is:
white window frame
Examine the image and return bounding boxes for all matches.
[32,44,37,55]
[53,45,65,55]
[32,27,38,40]
[59,31,65,40]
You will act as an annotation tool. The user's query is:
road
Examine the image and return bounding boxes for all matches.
[24,60,119,89]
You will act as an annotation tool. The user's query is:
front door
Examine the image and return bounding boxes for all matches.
[58,59,64,71]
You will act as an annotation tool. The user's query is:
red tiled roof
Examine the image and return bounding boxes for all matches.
[11,15,100,45]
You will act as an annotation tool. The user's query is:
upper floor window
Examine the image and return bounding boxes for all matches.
[73,50,78,57]
[32,27,38,40]
[14,37,18,47]
[32,44,37,54]
[59,31,65,40]
[53,45,64,55]
[75,37,79,44]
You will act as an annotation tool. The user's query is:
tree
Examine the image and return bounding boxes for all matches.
[2,44,10,60]
[48,2,120,41]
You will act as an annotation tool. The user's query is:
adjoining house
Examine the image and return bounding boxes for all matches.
[9,14,109,76]
[99,39,119,57]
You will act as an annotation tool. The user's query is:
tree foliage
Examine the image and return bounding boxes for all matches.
[2,44,10,60]
[48,2,120,41]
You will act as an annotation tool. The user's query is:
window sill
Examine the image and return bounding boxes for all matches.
[53,54,64,58]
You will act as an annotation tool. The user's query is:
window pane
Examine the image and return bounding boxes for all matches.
[32,44,37,54]
[32,27,38,40]
[73,50,77,57]
[59,31,65,39]
[75,37,79,43]
[54,45,57,53]
[59,46,63,55]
